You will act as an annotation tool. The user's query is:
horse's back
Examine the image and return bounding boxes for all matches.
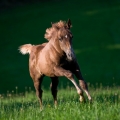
[32,43,47,53]
[30,43,47,60]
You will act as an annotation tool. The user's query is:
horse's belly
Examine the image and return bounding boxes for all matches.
[38,51,58,77]
[38,63,55,77]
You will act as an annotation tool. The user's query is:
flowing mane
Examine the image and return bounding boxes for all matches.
[44,20,69,41]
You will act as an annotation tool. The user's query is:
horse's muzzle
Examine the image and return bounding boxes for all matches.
[66,48,75,61]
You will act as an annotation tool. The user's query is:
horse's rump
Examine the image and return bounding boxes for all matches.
[19,43,47,55]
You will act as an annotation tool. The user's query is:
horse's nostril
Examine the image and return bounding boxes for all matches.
[68,53,71,57]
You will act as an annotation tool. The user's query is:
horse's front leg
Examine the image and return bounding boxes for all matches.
[72,61,92,102]
[54,66,85,102]
[50,77,59,107]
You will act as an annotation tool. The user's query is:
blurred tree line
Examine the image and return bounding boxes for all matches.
[0,0,55,9]
[0,0,120,9]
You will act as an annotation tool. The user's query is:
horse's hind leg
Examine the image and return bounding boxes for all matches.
[33,75,44,109]
[50,77,59,106]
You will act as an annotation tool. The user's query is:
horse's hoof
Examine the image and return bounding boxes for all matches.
[79,96,85,103]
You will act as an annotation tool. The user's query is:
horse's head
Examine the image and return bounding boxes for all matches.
[44,19,75,61]
[57,19,75,61]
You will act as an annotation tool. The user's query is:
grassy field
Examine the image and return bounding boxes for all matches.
[0,86,120,120]
[0,0,120,93]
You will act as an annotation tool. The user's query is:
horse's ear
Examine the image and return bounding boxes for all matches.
[67,19,72,29]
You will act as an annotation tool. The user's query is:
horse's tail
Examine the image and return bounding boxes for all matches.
[19,44,33,55]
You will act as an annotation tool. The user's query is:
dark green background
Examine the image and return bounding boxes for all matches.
[0,0,120,93]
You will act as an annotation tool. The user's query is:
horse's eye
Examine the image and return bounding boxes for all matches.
[59,38,62,41]
[71,36,73,38]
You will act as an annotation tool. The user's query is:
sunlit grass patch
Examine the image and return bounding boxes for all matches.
[0,86,120,120]
[85,10,99,16]
[107,44,120,49]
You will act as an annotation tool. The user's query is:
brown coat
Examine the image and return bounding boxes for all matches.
[19,19,92,108]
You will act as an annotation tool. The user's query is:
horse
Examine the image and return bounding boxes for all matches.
[19,19,92,108]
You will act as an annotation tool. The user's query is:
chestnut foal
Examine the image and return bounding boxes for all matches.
[19,19,92,108]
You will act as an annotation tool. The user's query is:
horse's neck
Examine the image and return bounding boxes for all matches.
[48,39,64,56]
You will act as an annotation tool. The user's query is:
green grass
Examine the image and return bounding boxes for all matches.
[0,87,120,120]
[0,0,120,93]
